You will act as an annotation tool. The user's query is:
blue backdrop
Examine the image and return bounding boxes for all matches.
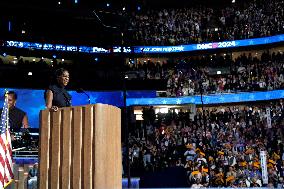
[0,88,155,128]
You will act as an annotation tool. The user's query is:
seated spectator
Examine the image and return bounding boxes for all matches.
[28,163,38,189]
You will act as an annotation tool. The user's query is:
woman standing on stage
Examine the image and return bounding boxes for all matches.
[45,68,71,112]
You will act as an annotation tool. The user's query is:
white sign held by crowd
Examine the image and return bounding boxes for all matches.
[266,107,272,128]
[260,151,268,184]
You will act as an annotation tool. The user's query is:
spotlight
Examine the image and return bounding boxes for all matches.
[137,6,141,11]
[122,7,126,11]
[217,71,221,75]
[53,55,57,59]
[58,1,61,5]
[33,59,36,62]
[2,53,6,57]
[62,58,65,62]
[106,3,110,7]
[28,72,32,76]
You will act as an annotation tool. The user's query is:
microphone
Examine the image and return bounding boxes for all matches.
[76,88,91,104]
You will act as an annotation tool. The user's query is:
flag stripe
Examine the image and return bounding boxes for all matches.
[0,157,5,169]
[0,93,13,187]
[5,158,13,178]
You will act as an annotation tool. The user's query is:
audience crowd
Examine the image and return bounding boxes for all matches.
[130,0,284,45]
[127,51,284,96]
[126,101,284,187]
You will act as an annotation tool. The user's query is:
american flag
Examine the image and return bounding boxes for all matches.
[0,93,13,188]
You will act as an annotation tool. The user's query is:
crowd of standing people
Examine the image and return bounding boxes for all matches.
[130,0,284,45]
[126,100,284,187]
[127,51,284,96]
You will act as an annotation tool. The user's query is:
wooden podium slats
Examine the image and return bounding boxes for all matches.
[106,105,113,189]
[50,111,61,189]
[94,104,107,189]
[83,105,93,189]
[61,108,72,189]
[106,105,116,189]
[39,104,121,189]
[72,107,82,189]
[114,107,122,188]
[39,110,50,189]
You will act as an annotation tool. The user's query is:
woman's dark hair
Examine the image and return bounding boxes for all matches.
[55,68,68,78]
[51,68,68,85]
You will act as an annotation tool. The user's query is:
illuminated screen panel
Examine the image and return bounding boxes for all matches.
[4,34,284,54]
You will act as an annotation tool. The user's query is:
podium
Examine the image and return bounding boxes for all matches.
[38,104,122,189]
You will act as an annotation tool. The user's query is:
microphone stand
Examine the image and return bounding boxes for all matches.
[76,88,91,104]
[83,91,91,105]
